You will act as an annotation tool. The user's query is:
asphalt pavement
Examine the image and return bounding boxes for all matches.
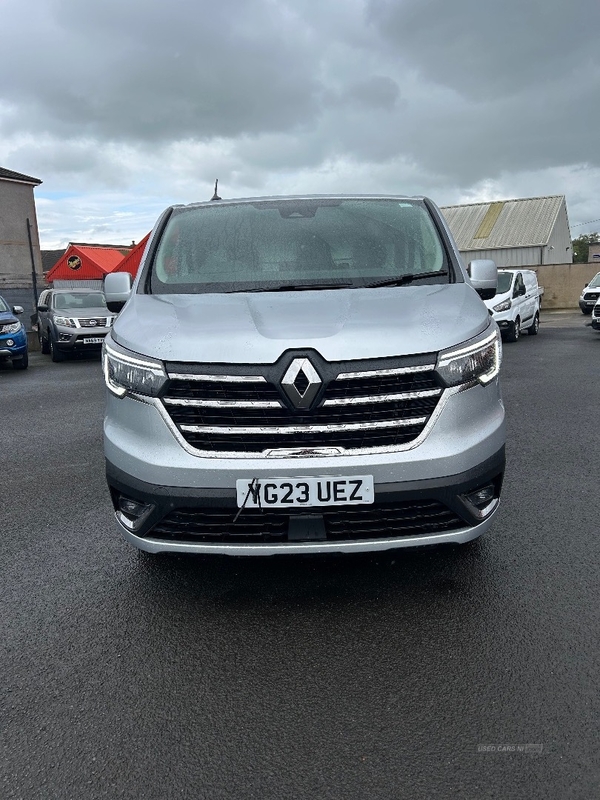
[1,311,598,799]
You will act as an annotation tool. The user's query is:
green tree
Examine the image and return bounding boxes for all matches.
[572,232,600,263]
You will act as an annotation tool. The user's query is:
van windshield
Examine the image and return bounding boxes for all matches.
[149,198,451,294]
[588,273,600,288]
[497,273,514,293]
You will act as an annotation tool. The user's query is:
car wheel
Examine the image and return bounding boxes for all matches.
[50,337,66,362]
[582,308,592,315]
[504,317,521,342]
[12,352,28,370]
[527,312,540,336]
[39,329,50,354]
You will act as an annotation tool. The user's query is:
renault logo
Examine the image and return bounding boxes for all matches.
[281,358,322,409]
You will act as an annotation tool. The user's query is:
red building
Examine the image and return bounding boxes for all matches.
[46,243,132,283]
[111,233,150,278]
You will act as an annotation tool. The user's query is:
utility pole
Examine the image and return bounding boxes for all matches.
[26,217,39,306]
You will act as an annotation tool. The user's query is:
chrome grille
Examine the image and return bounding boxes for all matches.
[594,306,600,317]
[75,317,112,327]
[161,359,443,457]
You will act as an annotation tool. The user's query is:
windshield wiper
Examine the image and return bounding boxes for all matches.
[226,281,354,293]
[361,271,448,288]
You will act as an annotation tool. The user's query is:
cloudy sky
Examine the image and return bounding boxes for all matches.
[1,0,599,247]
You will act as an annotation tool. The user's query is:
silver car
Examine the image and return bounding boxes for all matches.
[103,194,504,556]
[37,288,116,362]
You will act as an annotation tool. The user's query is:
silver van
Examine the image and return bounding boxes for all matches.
[103,195,504,556]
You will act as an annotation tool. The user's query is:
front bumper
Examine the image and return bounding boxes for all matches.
[106,447,505,555]
[54,327,110,351]
[580,299,597,312]
[489,311,514,332]
[0,329,27,359]
[592,317,600,330]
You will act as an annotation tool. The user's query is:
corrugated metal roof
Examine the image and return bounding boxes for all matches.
[441,195,564,250]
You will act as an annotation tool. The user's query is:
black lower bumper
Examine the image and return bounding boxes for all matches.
[106,448,505,545]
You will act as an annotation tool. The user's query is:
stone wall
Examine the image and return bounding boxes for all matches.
[527,263,599,309]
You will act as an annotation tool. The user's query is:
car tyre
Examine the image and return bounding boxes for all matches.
[50,336,66,362]
[12,352,28,369]
[504,317,521,342]
[527,312,540,336]
[582,308,592,315]
[39,329,50,354]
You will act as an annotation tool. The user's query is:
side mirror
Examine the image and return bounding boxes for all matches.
[104,272,132,313]
[37,304,49,312]
[468,259,497,301]
[12,305,24,315]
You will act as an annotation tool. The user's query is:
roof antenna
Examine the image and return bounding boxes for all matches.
[210,179,221,201]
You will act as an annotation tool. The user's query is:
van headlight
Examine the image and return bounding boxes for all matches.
[102,338,167,398]
[493,299,512,312]
[436,328,501,387]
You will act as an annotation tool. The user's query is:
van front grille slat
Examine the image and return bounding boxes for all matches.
[161,359,443,457]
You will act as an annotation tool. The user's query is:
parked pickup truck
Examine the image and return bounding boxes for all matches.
[484,269,543,342]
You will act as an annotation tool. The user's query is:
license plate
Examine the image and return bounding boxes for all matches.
[82,337,104,344]
[236,476,374,508]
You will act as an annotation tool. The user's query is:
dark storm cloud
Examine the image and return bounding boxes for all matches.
[363,0,600,179]
[0,0,323,141]
[368,0,599,99]
[2,0,600,244]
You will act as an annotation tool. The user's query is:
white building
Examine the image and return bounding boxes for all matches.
[441,195,572,268]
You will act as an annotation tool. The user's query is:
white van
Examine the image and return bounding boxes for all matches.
[591,299,600,331]
[484,269,541,342]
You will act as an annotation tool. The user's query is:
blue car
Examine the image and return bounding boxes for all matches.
[0,295,28,370]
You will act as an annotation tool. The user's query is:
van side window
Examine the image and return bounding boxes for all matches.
[513,274,524,298]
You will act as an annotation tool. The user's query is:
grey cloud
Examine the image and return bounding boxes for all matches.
[342,76,400,109]
[3,0,600,245]
[367,0,599,100]
[0,0,324,142]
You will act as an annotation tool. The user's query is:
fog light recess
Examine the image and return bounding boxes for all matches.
[460,483,499,519]
[117,495,154,531]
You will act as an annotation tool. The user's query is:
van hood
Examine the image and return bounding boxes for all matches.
[112,284,491,364]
